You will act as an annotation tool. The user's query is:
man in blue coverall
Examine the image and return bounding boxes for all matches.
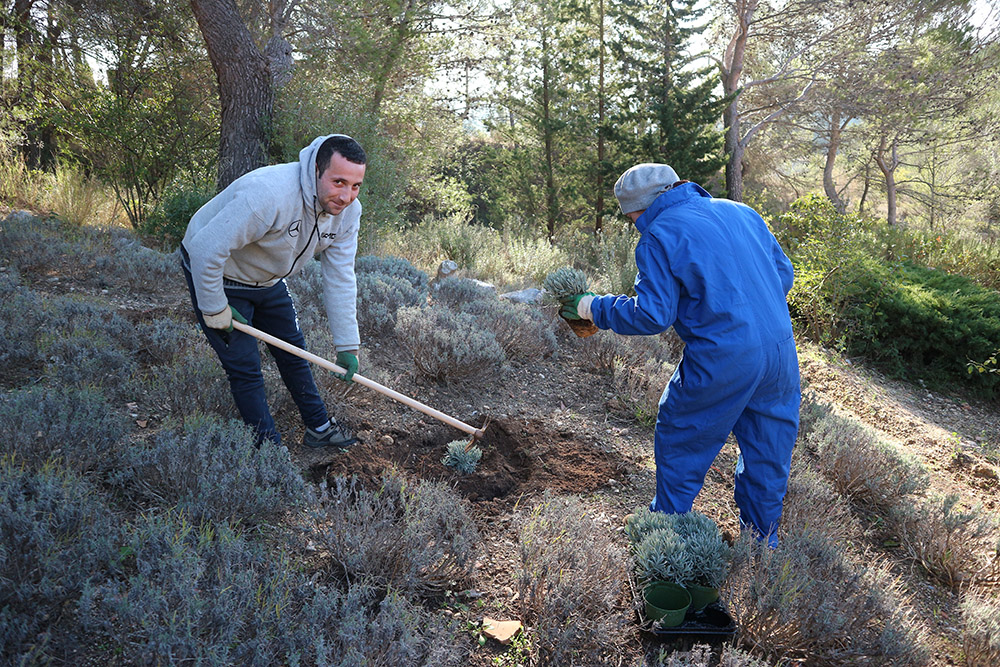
[562,163,801,546]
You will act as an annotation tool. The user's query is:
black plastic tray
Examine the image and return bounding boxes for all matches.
[646,600,738,641]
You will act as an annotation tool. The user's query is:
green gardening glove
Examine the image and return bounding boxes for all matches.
[560,292,596,320]
[334,351,359,383]
[228,305,248,332]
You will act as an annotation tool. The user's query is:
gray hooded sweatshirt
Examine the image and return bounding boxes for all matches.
[182,135,361,352]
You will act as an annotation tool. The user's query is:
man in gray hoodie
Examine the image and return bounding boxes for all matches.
[181,134,365,449]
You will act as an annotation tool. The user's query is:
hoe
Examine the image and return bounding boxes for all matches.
[232,321,486,451]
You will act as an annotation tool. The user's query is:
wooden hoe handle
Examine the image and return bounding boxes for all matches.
[231,321,485,439]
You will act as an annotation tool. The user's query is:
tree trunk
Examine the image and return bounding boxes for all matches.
[541,26,557,242]
[191,0,273,191]
[13,0,40,167]
[595,0,605,234]
[874,134,899,226]
[720,0,755,202]
[823,107,847,213]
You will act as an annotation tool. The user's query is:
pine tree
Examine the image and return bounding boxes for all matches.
[610,0,727,190]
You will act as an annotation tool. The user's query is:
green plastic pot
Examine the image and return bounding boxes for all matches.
[643,582,691,627]
[685,583,719,612]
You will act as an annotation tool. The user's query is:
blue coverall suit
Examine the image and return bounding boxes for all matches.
[589,182,801,544]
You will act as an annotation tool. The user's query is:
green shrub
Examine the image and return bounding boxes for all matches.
[395,305,505,382]
[775,195,1000,397]
[107,414,306,522]
[516,494,627,666]
[856,263,1000,395]
[311,474,479,599]
[140,182,213,250]
[0,458,119,662]
[0,385,127,473]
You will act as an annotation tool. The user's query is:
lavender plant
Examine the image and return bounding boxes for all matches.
[625,508,678,546]
[543,266,590,300]
[442,439,482,474]
[634,529,694,585]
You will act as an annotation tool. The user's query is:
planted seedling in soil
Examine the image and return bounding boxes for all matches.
[443,439,483,474]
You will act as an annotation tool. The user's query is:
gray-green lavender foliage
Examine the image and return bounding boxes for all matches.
[625,507,678,545]
[395,305,505,382]
[311,474,480,598]
[634,529,695,585]
[442,439,482,474]
[106,413,306,522]
[543,267,590,300]
[0,385,127,473]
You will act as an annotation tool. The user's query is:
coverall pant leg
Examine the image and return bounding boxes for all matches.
[732,335,800,545]
[182,265,329,446]
[650,338,800,545]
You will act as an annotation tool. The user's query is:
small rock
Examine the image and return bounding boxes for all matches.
[482,617,522,645]
[500,287,544,304]
[501,586,514,598]
[436,260,459,281]
[972,465,998,481]
[379,435,394,447]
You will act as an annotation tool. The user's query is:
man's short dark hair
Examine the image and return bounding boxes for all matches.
[317,135,366,174]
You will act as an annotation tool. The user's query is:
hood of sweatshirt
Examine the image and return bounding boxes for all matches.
[299,134,354,217]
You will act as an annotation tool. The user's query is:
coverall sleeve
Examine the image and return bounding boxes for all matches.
[590,236,679,336]
[185,190,277,316]
[320,209,361,352]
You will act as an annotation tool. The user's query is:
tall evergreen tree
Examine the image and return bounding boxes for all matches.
[610,0,726,189]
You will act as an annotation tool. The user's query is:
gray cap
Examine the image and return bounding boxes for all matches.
[614,163,679,214]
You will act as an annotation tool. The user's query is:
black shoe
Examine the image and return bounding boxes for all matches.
[303,420,358,449]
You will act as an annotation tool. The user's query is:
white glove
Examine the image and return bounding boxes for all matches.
[203,306,233,330]
[577,295,595,321]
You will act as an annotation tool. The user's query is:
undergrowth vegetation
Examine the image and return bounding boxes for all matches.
[773,195,1000,398]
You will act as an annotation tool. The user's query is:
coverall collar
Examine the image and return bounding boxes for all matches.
[634,182,712,233]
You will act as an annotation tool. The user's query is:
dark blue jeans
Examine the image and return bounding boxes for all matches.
[181,258,328,446]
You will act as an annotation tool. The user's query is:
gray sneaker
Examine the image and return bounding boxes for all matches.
[303,421,358,449]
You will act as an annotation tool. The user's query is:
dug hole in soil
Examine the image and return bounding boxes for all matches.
[321,418,625,506]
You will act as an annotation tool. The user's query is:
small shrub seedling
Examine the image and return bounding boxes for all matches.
[442,439,482,474]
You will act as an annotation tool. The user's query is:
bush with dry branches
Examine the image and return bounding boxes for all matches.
[515,494,628,666]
